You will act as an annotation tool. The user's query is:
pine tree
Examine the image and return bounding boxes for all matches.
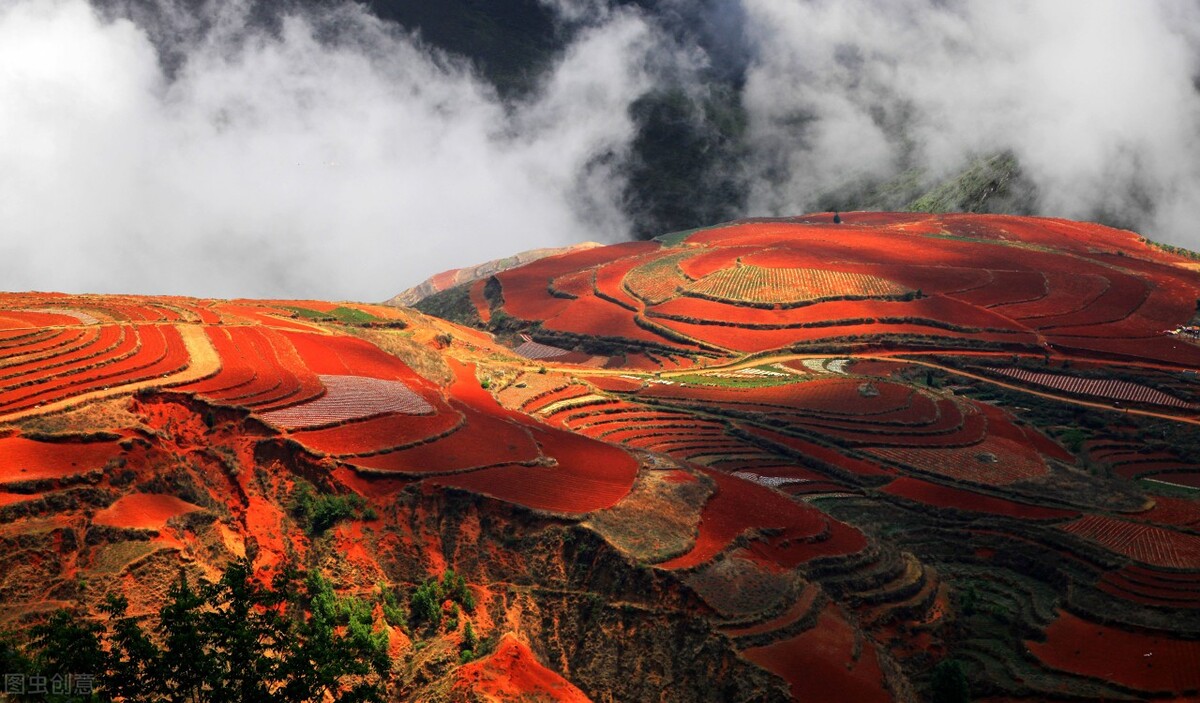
[463,621,477,652]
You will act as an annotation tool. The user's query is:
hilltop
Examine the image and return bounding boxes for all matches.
[2,213,1200,701]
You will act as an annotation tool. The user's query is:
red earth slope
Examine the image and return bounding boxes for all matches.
[2,214,1200,701]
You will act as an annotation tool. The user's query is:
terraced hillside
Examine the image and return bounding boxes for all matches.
[3,213,1200,701]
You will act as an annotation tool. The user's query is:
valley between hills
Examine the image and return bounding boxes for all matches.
[3,212,1200,701]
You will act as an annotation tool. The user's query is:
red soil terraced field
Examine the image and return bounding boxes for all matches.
[868,435,1049,486]
[433,424,638,514]
[473,213,1200,366]
[659,469,863,570]
[1059,515,1200,569]
[4,215,1200,702]
[1029,611,1200,693]
[743,604,892,703]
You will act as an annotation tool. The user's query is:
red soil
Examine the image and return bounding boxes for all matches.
[676,246,758,279]
[743,604,892,703]
[434,424,637,514]
[91,493,203,530]
[348,403,539,474]
[469,279,492,323]
[543,296,683,347]
[0,324,189,414]
[282,331,426,383]
[0,324,125,383]
[289,409,463,456]
[497,241,657,320]
[1029,610,1200,693]
[882,477,1077,520]
[453,634,591,703]
[0,437,122,482]
[738,426,894,477]
[658,469,850,570]
[0,328,91,363]
[0,310,87,328]
[589,249,663,310]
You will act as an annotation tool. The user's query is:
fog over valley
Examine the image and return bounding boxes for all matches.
[2,0,1199,299]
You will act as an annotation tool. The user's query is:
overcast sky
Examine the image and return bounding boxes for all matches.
[2,0,1199,300]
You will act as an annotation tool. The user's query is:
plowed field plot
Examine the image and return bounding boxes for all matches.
[513,339,572,360]
[623,251,696,305]
[868,436,1048,485]
[985,367,1195,409]
[1059,515,1200,569]
[686,266,910,305]
[260,375,434,428]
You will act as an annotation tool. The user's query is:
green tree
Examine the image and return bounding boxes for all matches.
[442,569,475,613]
[409,579,443,631]
[204,558,284,703]
[14,558,390,703]
[278,571,387,703]
[29,607,107,702]
[463,621,477,653]
[100,594,158,701]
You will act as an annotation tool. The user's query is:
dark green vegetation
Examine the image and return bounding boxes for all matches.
[284,306,383,326]
[1,560,389,703]
[289,481,376,536]
[411,285,481,328]
[409,569,476,632]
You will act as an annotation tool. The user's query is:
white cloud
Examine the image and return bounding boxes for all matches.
[738,0,1200,245]
[0,0,658,299]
